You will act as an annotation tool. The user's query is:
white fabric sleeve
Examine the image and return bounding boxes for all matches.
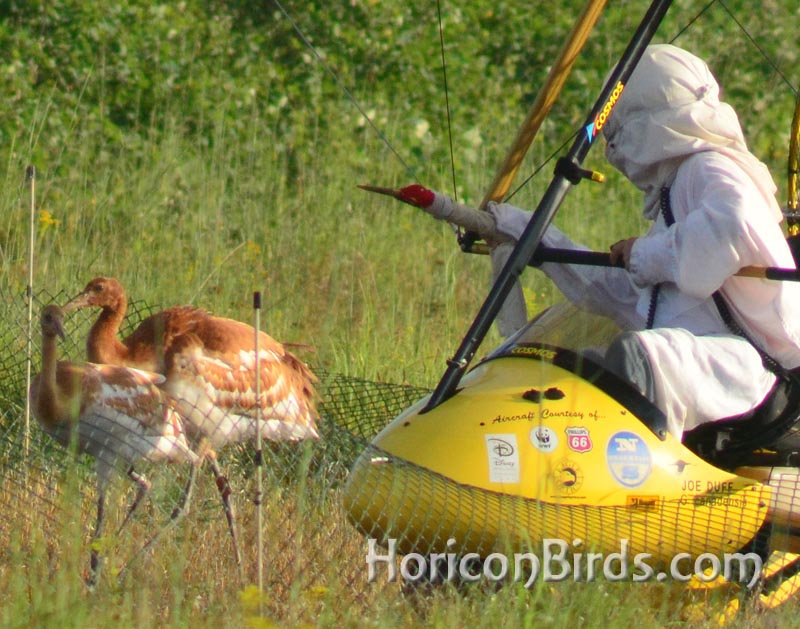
[627,154,775,298]
[491,242,529,337]
[488,201,534,239]
[488,201,646,329]
[424,195,524,336]
[540,224,646,329]
[627,226,677,288]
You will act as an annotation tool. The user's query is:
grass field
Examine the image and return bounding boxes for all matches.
[2,1,800,627]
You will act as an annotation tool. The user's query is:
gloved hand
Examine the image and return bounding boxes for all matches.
[609,237,638,268]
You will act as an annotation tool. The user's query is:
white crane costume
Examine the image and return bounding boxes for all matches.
[486,44,800,439]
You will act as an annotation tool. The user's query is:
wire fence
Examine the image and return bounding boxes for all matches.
[0,286,434,619]
[7,287,800,623]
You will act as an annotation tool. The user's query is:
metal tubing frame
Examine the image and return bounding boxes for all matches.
[424,0,676,412]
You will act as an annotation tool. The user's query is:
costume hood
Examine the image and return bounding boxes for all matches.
[603,44,780,221]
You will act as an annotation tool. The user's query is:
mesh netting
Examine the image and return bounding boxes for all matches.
[0,287,435,618]
[6,287,800,622]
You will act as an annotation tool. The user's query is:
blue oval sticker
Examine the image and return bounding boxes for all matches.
[606,431,652,488]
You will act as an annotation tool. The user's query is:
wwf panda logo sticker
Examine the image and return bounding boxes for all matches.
[530,426,559,453]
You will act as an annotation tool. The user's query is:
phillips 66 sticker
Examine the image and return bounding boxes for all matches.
[565,427,592,453]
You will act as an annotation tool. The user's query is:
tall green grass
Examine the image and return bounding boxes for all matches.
[2,1,800,626]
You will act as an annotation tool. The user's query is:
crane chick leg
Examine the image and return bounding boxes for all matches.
[116,466,152,533]
[89,468,155,585]
[116,461,200,583]
[86,487,107,587]
[205,451,242,572]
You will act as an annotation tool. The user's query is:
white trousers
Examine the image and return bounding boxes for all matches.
[614,328,777,440]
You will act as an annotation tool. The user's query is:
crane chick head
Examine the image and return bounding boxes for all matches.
[40,304,66,340]
[63,277,126,313]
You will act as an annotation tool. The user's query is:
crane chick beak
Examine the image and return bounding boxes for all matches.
[62,291,91,313]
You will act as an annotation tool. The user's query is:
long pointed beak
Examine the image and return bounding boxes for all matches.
[54,319,66,340]
[357,184,403,200]
[62,291,90,313]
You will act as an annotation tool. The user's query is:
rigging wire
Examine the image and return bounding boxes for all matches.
[436,0,459,203]
[666,0,716,44]
[436,0,463,239]
[270,0,415,176]
[505,132,578,203]
[270,0,797,200]
[717,0,798,98]
[507,0,799,202]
